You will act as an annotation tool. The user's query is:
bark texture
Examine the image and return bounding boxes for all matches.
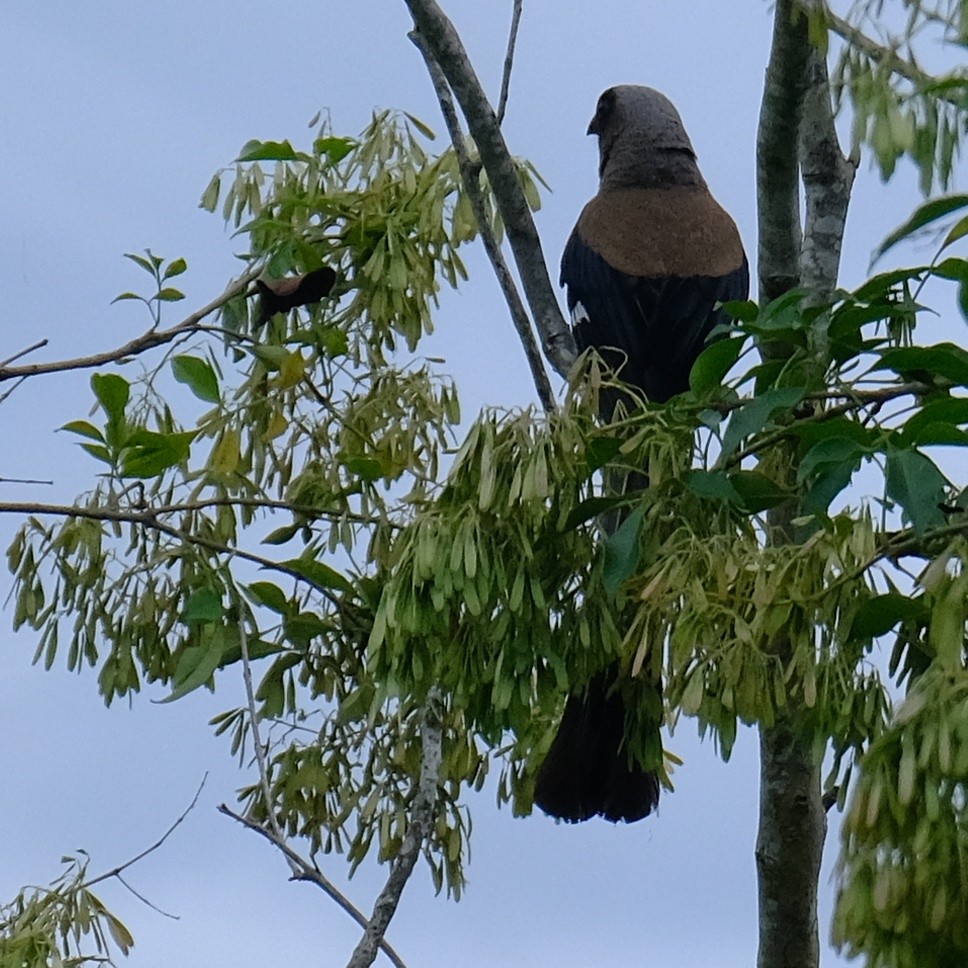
[756,5,855,968]
[404,0,576,376]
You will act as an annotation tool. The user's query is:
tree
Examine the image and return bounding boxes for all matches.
[3,2,968,967]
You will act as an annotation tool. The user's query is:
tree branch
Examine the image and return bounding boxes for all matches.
[0,265,261,384]
[217,804,408,968]
[409,28,556,412]
[496,0,523,126]
[757,0,810,302]
[799,40,856,299]
[826,8,967,106]
[80,775,205,920]
[404,0,575,377]
[0,501,346,603]
[756,5,826,968]
[345,689,443,968]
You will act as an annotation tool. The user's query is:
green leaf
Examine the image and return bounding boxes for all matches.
[585,436,623,473]
[603,506,644,598]
[80,442,113,465]
[902,398,968,441]
[155,287,185,302]
[121,429,194,478]
[278,556,352,593]
[720,387,805,457]
[685,469,742,502]
[247,581,290,615]
[60,420,104,442]
[877,343,968,386]
[111,291,144,304]
[172,355,220,403]
[199,172,221,212]
[728,470,789,512]
[182,588,224,624]
[797,437,869,484]
[404,113,436,139]
[236,139,301,162]
[123,251,157,275]
[689,336,748,395]
[720,299,759,323]
[262,524,301,546]
[315,136,354,163]
[851,593,929,640]
[163,257,188,280]
[803,462,857,516]
[561,494,629,531]
[159,627,226,703]
[344,457,383,481]
[91,373,129,423]
[873,194,968,262]
[885,448,948,535]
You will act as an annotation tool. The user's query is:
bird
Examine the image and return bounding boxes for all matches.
[255,266,337,325]
[533,85,749,823]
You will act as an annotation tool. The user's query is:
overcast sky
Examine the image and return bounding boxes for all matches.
[2,3,962,967]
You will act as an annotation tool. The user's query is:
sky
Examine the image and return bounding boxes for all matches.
[1,3,963,967]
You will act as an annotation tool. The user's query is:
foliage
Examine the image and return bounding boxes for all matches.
[0,855,134,968]
[6,5,968,968]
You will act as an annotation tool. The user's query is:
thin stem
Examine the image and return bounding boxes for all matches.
[217,804,408,968]
[345,689,443,968]
[0,265,262,384]
[496,0,523,125]
[404,0,574,376]
[409,29,556,412]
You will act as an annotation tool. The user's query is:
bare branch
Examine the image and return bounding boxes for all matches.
[404,0,575,376]
[217,804,408,968]
[83,776,206,894]
[496,0,523,126]
[0,339,48,368]
[0,477,53,486]
[0,264,262,385]
[827,8,967,105]
[409,29,556,412]
[345,689,443,968]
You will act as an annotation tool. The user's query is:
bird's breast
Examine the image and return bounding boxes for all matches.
[576,187,744,279]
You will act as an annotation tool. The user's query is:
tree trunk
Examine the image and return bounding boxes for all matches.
[755,5,854,968]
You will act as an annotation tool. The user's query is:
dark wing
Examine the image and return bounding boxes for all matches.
[561,229,749,405]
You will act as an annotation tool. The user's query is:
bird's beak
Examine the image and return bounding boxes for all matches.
[587,114,600,137]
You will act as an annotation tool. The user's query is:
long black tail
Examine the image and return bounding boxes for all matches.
[534,670,660,823]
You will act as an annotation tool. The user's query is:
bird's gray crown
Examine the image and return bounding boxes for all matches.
[589,85,704,190]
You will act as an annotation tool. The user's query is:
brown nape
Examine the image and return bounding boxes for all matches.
[576,187,745,279]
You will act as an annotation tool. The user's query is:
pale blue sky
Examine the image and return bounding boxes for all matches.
[2,3,960,966]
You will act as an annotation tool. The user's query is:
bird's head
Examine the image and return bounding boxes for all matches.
[588,85,701,189]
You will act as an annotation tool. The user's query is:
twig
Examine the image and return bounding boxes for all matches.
[496,0,523,125]
[0,376,27,405]
[0,265,262,385]
[114,873,179,920]
[83,776,206,896]
[404,0,575,376]
[0,339,48,368]
[234,614,290,849]
[345,689,443,968]
[827,8,967,105]
[0,501,344,604]
[409,29,555,412]
[0,477,53,486]
[217,803,408,968]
